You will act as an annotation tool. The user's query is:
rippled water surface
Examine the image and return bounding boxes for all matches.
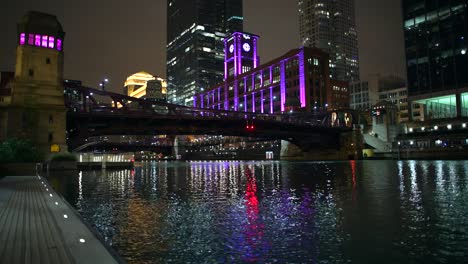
[49,160,468,263]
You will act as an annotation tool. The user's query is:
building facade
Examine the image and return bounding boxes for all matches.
[0,72,14,106]
[0,11,67,156]
[350,74,411,122]
[299,0,360,82]
[166,0,243,106]
[350,75,406,110]
[379,86,410,122]
[402,0,468,120]
[193,32,349,113]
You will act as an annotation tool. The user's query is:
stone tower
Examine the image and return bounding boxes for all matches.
[7,11,67,158]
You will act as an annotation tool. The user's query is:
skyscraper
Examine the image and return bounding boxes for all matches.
[402,0,468,120]
[298,0,360,82]
[166,0,243,106]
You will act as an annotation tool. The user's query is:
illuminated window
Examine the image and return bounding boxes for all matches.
[20,33,25,45]
[35,35,41,46]
[48,36,55,48]
[28,34,34,45]
[42,35,48,47]
[57,39,62,51]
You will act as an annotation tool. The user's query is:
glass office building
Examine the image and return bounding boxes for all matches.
[402,0,468,120]
[166,0,243,106]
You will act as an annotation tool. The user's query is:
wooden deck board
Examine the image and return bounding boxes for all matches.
[23,183,32,264]
[0,176,119,264]
[0,181,21,261]
[32,180,52,264]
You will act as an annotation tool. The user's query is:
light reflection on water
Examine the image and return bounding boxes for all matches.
[49,160,468,264]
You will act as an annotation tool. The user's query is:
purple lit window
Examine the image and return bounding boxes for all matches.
[270,87,274,113]
[260,90,264,113]
[252,93,255,113]
[28,34,34,45]
[42,35,48,47]
[20,33,26,45]
[57,39,62,51]
[35,35,41,46]
[48,36,55,48]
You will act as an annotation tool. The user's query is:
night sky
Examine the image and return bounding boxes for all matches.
[0,0,406,92]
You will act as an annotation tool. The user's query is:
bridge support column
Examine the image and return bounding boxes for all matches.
[173,136,187,160]
[280,140,303,159]
[102,154,107,169]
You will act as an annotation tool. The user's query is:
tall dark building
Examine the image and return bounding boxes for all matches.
[166,0,243,106]
[299,0,360,82]
[402,0,468,120]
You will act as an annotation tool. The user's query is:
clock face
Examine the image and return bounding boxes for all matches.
[243,43,251,52]
[229,44,234,53]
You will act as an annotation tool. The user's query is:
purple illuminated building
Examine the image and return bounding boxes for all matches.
[18,15,64,52]
[194,32,349,113]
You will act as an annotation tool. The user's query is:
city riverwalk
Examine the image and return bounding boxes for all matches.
[0,175,122,264]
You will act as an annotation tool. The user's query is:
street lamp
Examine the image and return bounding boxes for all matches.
[99,78,109,91]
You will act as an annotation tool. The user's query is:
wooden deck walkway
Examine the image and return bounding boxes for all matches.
[0,176,121,264]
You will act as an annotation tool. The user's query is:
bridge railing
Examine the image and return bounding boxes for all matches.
[66,85,354,128]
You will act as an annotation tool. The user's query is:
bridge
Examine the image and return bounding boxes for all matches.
[65,84,364,153]
[1,11,364,160]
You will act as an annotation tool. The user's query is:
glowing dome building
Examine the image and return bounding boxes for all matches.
[123,71,167,101]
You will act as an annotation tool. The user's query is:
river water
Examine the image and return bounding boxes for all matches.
[49,160,468,263]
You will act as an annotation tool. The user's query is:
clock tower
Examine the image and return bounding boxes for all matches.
[224,32,259,80]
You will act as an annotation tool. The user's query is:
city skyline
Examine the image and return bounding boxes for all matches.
[1,0,405,93]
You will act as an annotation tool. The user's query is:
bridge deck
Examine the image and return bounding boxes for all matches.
[0,176,120,264]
